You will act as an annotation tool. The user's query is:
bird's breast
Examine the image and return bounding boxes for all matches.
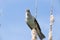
[27,19,36,29]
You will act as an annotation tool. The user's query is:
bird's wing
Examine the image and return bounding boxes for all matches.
[26,21,32,30]
[34,18,41,31]
[34,17,45,39]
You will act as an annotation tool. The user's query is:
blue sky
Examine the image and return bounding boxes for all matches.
[0,0,60,40]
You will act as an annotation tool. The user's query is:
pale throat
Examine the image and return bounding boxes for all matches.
[26,12,32,19]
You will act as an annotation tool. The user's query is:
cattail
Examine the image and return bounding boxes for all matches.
[49,8,54,40]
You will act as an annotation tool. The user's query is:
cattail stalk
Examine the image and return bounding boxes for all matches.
[31,28,37,40]
[48,25,52,40]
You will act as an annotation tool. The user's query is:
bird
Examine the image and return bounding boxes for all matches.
[25,9,45,40]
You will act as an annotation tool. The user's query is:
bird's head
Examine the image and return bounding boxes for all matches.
[26,9,30,15]
[26,9,30,13]
[25,9,32,18]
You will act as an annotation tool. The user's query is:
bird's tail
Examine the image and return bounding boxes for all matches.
[38,32,45,40]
